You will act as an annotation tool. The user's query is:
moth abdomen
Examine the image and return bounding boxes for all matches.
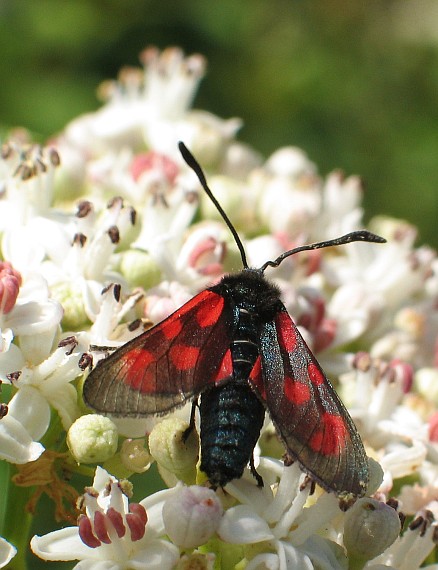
[199,382,265,488]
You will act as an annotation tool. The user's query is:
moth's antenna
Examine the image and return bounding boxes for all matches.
[259,230,386,273]
[179,141,249,269]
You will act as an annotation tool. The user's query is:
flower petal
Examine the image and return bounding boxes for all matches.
[46,383,80,430]
[140,487,178,537]
[0,413,44,463]
[8,386,51,440]
[218,505,274,544]
[0,341,25,380]
[129,539,180,570]
[30,528,92,562]
[0,536,17,568]
[245,553,280,570]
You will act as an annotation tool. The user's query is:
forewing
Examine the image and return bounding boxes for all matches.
[256,305,368,496]
[83,289,234,417]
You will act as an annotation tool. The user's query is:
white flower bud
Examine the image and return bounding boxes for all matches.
[67,414,118,464]
[344,498,400,562]
[148,418,199,485]
[163,485,223,548]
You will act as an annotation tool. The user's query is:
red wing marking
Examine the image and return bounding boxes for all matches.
[308,362,324,386]
[309,413,347,455]
[212,349,233,384]
[276,312,297,352]
[161,318,183,340]
[284,376,311,405]
[169,344,201,370]
[249,356,265,399]
[120,347,155,368]
[196,296,225,328]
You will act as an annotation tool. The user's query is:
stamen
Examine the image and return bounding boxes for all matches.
[78,515,101,549]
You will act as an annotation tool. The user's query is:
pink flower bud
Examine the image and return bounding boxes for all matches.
[163,486,223,548]
[187,234,225,277]
[0,262,22,314]
[130,152,179,184]
[389,359,414,393]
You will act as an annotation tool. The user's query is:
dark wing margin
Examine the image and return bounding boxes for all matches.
[83,289,235,417]
[255,304,369,496]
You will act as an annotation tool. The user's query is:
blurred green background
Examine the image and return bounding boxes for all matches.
[1,0,437,251]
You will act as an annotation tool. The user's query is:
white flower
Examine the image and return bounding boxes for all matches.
[0,335,85,463]
[31,466,180,570]
[255,147,321,238]
[218,459,345,570]
[0,142,60,231]
[0,388,45,463]
[0,270,63,374]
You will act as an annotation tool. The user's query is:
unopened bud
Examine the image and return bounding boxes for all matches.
[148,418,199,485]
[67,414,118,464]
[344,498,401,563]
[163,485,223,548]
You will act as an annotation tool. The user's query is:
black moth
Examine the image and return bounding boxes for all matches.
[83,142,384,496]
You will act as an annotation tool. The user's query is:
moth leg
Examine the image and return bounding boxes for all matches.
[182,400,198,442]
[249,454,264,487]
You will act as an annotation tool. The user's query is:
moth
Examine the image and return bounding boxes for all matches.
[84,142,384,496]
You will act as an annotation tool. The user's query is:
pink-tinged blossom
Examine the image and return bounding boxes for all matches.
[130,151,179,185]
[0,262,22,314]
[162,485,223,548]
[144,281,192,325]
[31,467,179,569]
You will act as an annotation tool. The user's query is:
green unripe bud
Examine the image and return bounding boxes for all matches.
[67,414,118,464]
[51,281,89,330]
[119,249,162,289]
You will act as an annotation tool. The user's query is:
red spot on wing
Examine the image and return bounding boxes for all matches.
[169,344,201,370]
[276,312,297,352]
[161,318,183,340]
[213,349,233,384]
[121,347,155,368]
[249,356,265,399]
[120,348,157,393]
[284,377,311,404]
[309,413,347,455]
[308,362,324,385]
[195,294,225,328]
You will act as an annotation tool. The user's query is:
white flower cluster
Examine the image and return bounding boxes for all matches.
[0,47,437,569]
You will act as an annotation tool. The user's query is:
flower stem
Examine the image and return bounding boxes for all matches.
[0,462,33,570]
